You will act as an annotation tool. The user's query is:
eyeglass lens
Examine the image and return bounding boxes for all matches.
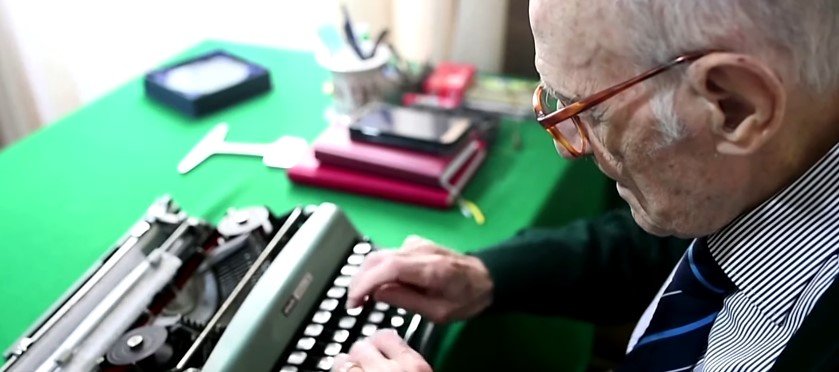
[542,92,586,152]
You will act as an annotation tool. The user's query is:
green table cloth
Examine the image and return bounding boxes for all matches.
[0,40,608,370]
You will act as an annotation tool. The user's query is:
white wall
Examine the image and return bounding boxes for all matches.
[3,0,507,125]
[4,0,339,121]
[450,0,509,72]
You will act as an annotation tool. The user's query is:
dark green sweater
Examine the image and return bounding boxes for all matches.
[473,208,838,371]
[475,208,688,324]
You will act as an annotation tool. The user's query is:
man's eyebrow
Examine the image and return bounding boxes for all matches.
[541,81,575,104]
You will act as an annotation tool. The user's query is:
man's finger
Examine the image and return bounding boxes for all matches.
[347,255,402,308]
[348,338,389,371]
[369,329,413,358]
[402,234,429,248]
[374,283,450,323]
[346,251,396,308]
[397,243,446,256]
[347,255,442,308]
[331,353,352,372]
[359,250,388,271]
[370,330,431,372]
[399,236,448,255]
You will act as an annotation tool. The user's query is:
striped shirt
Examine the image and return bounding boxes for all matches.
[629,142,839,371]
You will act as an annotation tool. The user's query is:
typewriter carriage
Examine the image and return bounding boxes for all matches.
[2,197,437,372]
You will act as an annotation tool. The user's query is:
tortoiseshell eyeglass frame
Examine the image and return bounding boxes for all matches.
[532,51,711,157]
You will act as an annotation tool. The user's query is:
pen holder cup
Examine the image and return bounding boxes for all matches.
[317,47,395,115]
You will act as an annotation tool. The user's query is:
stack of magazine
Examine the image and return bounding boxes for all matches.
[288,125,485,208]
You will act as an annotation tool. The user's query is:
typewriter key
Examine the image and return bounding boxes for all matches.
[368,311,385,324]
[312,311,332,324]
[296,337,316,351]
[347,254,365,265]
[338,316,357,329]
[317,356,335,370]
[334,275,352,287]
[327,287,346,298]
[341,264,360,276]
[304,324,324,337]
[353,242,373,254]
[361,324,378,336]
[332,330,350,343]
[324,342,343,356]
[346,307,363,316]
[320,298,339,311]
[390,316,405,328]
[287,351,307,365]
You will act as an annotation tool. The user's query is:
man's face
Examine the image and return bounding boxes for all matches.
[530,0,748,237]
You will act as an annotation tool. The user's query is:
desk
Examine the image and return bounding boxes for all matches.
[0,41,608,370]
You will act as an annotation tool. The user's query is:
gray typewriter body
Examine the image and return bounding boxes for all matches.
[2,197,436,372]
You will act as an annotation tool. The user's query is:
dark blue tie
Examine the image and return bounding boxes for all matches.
[619,239,737,371]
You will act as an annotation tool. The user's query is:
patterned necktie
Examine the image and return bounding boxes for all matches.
[619,239,737,372]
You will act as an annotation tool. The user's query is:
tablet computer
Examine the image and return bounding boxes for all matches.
[348,103,474,155]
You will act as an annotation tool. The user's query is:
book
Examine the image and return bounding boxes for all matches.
[288,145,486,208]
[313,125,481,188]
[463,74,538,119]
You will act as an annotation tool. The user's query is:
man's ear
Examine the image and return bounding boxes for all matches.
[686,53,786,155]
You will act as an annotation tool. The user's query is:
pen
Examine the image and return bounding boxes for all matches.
[341,3,367,60]
[367,29,388,59]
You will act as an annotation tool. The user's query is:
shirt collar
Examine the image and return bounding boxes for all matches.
[706,142,839,324]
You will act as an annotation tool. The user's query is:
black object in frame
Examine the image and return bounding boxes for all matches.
[144,50,272,117]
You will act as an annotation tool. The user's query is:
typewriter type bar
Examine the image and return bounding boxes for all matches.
[2,198,437,372]
[2,196,207,372]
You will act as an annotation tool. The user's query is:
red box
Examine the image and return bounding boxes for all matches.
[422,62,477,101]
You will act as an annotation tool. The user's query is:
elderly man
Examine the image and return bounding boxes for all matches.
[333,0,839,370]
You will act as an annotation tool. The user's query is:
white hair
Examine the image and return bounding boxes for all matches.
[649,87,684,145]
[617,0,839,144]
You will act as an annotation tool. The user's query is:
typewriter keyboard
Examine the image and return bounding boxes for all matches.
[274,241,420,372]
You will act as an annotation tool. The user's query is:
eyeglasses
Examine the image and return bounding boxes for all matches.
[532,51,711,157]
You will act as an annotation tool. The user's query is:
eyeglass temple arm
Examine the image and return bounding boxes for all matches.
[562,52,709,116]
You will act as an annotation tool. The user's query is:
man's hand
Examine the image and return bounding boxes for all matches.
[332,330,431,372]
[346,235,493,323]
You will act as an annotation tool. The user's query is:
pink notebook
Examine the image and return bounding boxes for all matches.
[288,145,486,208]
[313,125,480,188]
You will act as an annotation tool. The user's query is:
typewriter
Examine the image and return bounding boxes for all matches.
[2,197,437,372]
